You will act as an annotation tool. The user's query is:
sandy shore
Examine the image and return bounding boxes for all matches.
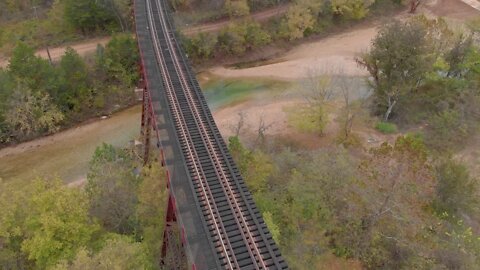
[210,0,480,80]
[211,26,376,80]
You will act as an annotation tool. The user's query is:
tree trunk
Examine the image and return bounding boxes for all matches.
[410,0,421,13]
[384,98,397,121]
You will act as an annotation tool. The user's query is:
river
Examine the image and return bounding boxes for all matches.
[0,77,287,184]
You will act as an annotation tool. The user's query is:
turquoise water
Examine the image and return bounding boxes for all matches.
[202,78,289,110]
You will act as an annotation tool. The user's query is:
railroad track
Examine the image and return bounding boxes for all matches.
[139,0,288,268]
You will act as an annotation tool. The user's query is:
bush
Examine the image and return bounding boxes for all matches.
[184,32,218,59]
[287,106,327,135]
[375,121,397,134]
[425,109,468,152]
[433,159,478,216]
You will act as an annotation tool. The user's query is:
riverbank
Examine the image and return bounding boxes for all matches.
[0,106,141,184]
[2,0,478,184]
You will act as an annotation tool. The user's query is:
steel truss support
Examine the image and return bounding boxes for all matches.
[161,174,188,270]
[138,52,192,270]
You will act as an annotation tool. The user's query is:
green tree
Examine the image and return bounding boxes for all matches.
[57,47,92,113]
[86,144,140,235]
[100,34,139,86]
[0,179,98,269]
[228,136,273,192]
[8,42,58,95]
[433,159,478,216]
[98,0,132,32]
[0,181,36,269]
[0,69,14,143]
[357,19,432,121]
[137,163,168,264]
[217,23,247,55]
[54,236,150,270]
[64,0,115,34]
[244,21,271,49]
[331,0,374,20]
[283,4,315,40]
[224,0,250,17]
[184,32,218,59]
[5,84,64,140]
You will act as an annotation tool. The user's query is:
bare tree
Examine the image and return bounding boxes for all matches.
[338,75,369,140]
[255,114,274,146]
[229,111,247,137]
[297,65,340,135]
[301,67,337,106]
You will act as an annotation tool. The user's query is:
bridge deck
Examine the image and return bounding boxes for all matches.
[135,0,288,269]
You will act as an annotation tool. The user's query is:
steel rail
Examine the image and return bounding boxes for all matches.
[160,6,283,269]
[145,0,237,268]
[153,0,267,268]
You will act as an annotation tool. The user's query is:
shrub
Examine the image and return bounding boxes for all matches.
[375,121,397,134]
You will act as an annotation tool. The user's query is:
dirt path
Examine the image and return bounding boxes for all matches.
[427,0,480,18]
[0,4,289,67]
[181,4,289,36]
[211,0,479,80]
[0,37,111,68]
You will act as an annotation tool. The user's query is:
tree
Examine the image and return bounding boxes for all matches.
[57,47,92,113]
[54,236,150,270]
[217,23,247,55]
[224,0,250,17]
[137,163,168,264]
[86,144,141,235]
[5,84,64,140]
[228,136,273,193]
[184,32,218,59]
[331,0,374,20]
[169,0,191,10]
[0,69,15,143]
[244,21,271,49]
[357,19,432,121]
[98,0,132,32]
[102,34,140,86]
[0,180,36,269]
[283,4,315,40]
[8,42,57,95]
[4,179,99,269]
[270,148,357,268]
[289,68,336,135]
[433,159,478,216]
[64,0,115,34]
[339,135,436,268]
[337,75,367,142]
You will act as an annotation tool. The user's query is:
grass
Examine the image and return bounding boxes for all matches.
[286,105,327,135]
[375,121,397,134]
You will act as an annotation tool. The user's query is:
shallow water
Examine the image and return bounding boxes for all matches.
[202,77,289,110]
[0,75,368,184]
[0,106,142,184]
[0,77,287,184]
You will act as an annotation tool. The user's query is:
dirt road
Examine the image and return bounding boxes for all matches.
[181,3,289,36]
[0,4,289,68]
[0,37,111,68]
[211,0,480,80]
